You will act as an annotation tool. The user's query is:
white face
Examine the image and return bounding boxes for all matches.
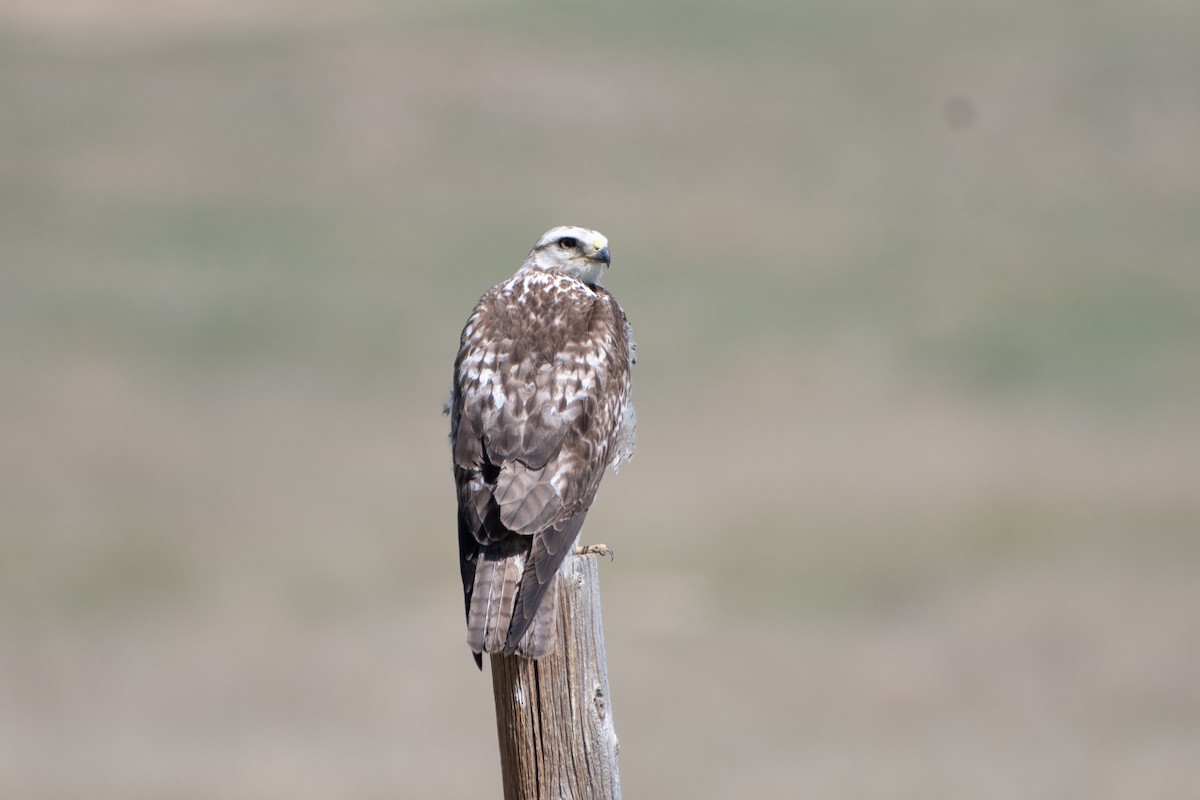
[525,226,611,284]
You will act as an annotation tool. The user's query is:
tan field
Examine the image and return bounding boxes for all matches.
[2,2,1198,797]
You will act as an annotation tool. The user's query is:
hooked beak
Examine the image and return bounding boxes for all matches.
[594,246,611,265]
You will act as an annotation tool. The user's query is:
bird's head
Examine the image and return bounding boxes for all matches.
[521,225,611,285]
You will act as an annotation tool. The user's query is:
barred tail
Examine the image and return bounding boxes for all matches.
[467,550,560,663]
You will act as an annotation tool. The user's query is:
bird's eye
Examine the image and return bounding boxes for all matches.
[558,237,577,250]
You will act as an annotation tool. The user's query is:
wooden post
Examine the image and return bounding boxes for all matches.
[489,551,621,800]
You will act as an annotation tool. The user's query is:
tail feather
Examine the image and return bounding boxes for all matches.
[466,509,590,664]
[508,573,559,658]
[466,550,525,656]
[467,552,561,662]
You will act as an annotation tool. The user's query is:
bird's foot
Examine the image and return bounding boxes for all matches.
[575,543,615,560]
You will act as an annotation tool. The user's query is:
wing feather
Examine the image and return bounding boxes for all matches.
[503,507,590,656]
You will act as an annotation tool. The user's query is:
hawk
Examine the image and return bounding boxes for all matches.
[449,225,636,668]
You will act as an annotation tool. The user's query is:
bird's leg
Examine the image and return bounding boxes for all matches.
[575,543,615,560]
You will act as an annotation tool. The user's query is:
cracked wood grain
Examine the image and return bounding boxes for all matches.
[489,552,621,800]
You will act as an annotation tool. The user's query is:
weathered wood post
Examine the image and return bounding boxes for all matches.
[488,550,621,800]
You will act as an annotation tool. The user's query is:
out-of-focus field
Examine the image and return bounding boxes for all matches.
[2,1,1199,797]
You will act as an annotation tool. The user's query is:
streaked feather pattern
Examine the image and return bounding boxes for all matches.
[450,227,635,667]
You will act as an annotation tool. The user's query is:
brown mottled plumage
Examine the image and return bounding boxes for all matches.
[449,226,636,668]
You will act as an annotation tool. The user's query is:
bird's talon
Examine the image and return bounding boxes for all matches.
[575,543,615,560]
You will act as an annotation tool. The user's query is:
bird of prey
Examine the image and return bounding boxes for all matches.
[449,225,636,668]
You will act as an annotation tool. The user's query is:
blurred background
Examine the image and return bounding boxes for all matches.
[2,1,1198,797]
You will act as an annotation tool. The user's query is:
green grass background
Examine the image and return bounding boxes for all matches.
[2,1,1198,797]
